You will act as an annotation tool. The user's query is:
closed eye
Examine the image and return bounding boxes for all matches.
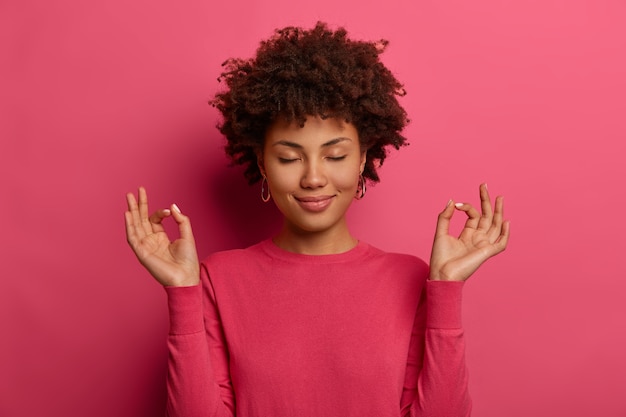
[326,155,347,161]
[278,157,300,163]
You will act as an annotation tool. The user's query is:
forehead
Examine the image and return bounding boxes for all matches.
[265,116,359,147]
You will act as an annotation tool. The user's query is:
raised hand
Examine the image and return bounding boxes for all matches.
[124,187,200,287]
[429,184,510,281]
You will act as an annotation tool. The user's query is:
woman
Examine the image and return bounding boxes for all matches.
[125,22,509,417]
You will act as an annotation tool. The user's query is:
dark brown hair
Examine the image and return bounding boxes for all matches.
[211,22,409,184]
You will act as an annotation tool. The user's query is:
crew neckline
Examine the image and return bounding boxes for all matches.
[258,238,371,264]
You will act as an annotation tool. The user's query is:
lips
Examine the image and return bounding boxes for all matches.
[294,195,335,212]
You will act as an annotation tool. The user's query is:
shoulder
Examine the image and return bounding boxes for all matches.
[365,242,428,267]
[202,240,270,269]
[362,242,429,278]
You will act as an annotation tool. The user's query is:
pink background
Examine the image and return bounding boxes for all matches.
[2,0,625,416]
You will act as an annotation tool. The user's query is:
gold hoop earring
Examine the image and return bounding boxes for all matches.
[356,174,366,199]
[261,176,271,203]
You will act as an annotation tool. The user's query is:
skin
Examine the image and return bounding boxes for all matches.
[125,190,199,287]
[125,116,510,286]
[429,186,510,281]
[259,116,366,255]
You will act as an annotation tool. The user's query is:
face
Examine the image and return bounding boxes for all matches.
[260,115,366,237]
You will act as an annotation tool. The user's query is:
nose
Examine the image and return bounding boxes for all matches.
[300,160,327,189]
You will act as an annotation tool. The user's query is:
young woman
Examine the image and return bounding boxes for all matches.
[125,22,509,417]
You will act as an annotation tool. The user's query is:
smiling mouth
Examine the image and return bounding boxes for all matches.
[295,195,335,212]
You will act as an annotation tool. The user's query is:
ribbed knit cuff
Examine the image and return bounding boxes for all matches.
[165,284,204,335]
[426,280,464,329]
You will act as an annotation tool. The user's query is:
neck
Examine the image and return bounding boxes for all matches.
[273,221,358,255]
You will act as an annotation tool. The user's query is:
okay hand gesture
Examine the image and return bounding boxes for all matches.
[429,184,510,281]
[124,187,200,287]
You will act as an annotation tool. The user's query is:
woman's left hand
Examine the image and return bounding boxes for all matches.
[429,183,510,281]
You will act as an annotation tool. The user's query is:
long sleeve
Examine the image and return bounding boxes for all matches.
[401,280,472,417]
[162,240,472,417]
[164,264,235,417]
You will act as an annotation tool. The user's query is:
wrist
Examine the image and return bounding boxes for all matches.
[429,271,453,281]
[170,275,200,287]
[161,269,200,287]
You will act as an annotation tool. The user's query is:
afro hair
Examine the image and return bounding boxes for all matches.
[211,21,410,184]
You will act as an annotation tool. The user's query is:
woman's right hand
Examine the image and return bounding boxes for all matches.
[124,187,200,287]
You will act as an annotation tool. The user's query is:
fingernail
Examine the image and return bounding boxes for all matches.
[172,204,181,213]
[484,183,488,191]
[455,202,464,208]
[446,199,453,207]
[163,209,171,215]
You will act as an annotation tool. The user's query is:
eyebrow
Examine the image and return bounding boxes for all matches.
[272,137,352,149]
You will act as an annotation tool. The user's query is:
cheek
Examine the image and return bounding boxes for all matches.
[332,167,361,190]
[265,167,298,194]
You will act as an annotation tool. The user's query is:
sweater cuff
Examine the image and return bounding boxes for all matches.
[165,284,204,335]
[426,280,464,329]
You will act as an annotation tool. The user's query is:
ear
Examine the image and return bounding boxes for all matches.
[359,150,367,174]
[256,149,266,177]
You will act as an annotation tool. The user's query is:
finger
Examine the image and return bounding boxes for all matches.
[477,183,494,230]
[487,195,504,240]
[434,199,456,237]
[455,202,481,231]
[126,191,146,241]
[126,190,138,212]
[492,219,511,253]
[138,187,155,235]
[126,191,139,219]
[138,186,149,219]
[493,195,504,226]
[124,210,139,247]
[169,203,196,242]
[148,208,171,234]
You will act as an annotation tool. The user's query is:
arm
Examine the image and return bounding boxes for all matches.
[125,187,234,417]
[165,273,235,417]
[401,281,470,417]
[402,184,509,416]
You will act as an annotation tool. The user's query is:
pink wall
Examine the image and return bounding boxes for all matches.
[2,0,625,416]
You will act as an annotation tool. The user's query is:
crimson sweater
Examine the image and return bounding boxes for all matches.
[164,239,471,417]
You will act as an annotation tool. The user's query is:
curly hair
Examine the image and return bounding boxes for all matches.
[211,22,410,184]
